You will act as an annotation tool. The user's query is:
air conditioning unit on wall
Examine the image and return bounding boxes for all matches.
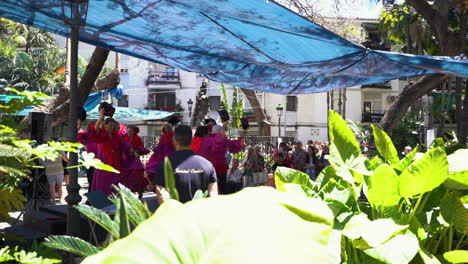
[387,95,397,103]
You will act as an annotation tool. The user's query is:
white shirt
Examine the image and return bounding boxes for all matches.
[227,168,242,183]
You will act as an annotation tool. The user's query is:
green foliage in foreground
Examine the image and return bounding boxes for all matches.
[83,187,336,264]
[0,88,119,262]
[45,111,467,264]
[0,246,60,264]
[0,88,119,220]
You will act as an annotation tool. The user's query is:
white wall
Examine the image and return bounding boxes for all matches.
[121,56,148,109]
[345,87,362,122]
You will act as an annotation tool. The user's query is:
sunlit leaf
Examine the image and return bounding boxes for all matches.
[363,231,419,264]
[371,124,399,165]
[444,250,468,264]
[365,164,400,217]
[44,236,100,257]
[83,188,337,264]
[399,147,448,197]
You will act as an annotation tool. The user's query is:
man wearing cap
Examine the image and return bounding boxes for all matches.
[291,141,307,173]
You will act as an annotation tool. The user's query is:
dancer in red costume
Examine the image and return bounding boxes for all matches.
[146,123,176,181]
[120,125,150,194]
[209,124,245,194]
[190,126,213,160]
[86,108,136,195]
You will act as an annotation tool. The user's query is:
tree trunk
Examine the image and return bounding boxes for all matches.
[379,74,449,132]
[190,79,210,128]
[78,47,111,106]
[455,78,463,136]
[21,47,116,127]
[460,79,468,145]
[240,88,271,136]
[330,90,335,111]
[327,91,330,141]
[338,89,343,116]
[342,88,347,119]
[436,80,450,137]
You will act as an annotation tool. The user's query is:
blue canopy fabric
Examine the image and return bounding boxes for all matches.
[0,0,467,94]
[83,86,123,111]
[1,93,173,120]
[86,105,174,121]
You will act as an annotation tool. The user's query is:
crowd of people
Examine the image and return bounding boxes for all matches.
[42,103,338,205]
[271,140,330,180]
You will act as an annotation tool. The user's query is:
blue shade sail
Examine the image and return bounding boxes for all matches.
[1,94,173,120]
[86,106,173,121]
[0,0,467,94]
[83,87,123,111]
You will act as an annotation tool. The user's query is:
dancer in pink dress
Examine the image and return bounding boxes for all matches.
[86,109,136,195]
[146,123,176,181]
[120,125,150,194]
[209,125,244,194]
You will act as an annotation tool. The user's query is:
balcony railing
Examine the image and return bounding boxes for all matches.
[146,71,180,85]
[362,81,391,89]
[362,111,385,123]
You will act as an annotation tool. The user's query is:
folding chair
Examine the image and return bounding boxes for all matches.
[84,190,115,245]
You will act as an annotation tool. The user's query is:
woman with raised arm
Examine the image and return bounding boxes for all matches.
[86,108,135,195]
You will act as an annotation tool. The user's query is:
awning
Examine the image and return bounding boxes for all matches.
[1,94,173,121]
[86,106,174,121]
[0,0,467,94]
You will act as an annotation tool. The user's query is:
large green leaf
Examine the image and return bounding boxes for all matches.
[444,170,468,190]
[365,164,400,217]
[440,192,468,234]
[74,204,119,238]
[83,188,337,264]
[111,184,152,226]
[44,235,100,257]
[393,145,419,173]
[316,165,337,189]
[328,110,361,164]
[418,248,442,264]
[365,156,383,171]
[363,231,419,264]
[320,178,352,206]
[274,166,317,192]
[371,124,399,165]
[399,147,448,198]
[444,250,468,264]
[343,214,409,249]
[117,196,130,238]
[164,157,179,201]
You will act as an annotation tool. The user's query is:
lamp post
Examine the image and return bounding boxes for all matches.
[61,0,88,239]
[187,98,193,119]
[276,104,283,137]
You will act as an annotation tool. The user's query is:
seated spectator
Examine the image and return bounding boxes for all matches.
[226,159,243,194]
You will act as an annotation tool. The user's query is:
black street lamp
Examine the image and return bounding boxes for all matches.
[276,104,283,137]
[187,98,193,118]
[61,0,88,239]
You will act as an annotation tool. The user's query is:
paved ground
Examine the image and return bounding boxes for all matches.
[1,176,90,230]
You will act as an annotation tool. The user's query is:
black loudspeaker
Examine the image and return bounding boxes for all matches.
[30,112,52,144]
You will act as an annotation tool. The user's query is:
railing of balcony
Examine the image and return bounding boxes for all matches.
[361,81,391,89]
[362,110,385,123]
[146,71,180,85]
